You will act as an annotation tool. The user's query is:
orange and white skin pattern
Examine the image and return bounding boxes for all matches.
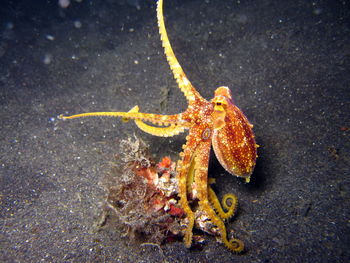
[60,0,257,252]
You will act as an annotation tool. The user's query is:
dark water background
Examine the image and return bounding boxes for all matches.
[0,0,349,262]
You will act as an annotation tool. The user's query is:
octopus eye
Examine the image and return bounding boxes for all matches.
[212,99,226,111]
[202,127,211,140]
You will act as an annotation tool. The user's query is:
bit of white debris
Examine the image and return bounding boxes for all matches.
[45,34,55,41]
[58,0,70,9]
[43,53,53,64]
[74,20,82,29]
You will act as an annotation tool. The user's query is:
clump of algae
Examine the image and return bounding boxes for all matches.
[101,135,183,244]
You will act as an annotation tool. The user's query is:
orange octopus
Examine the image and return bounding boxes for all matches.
[60,0,257,252]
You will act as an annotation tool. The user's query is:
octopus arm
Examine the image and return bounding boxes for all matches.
[125,105,187,137]
[134,119,186,137]
[208,186,238,220]
[193,140,244,252]
[157,0,203,103]
[59,107,183,127]
[176,130,203,248]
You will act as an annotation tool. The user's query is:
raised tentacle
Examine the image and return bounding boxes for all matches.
[194,140,244,253]
[157,0,204,103]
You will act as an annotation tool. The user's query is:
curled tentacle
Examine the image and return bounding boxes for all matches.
[225,238,244,253]
[208,187,238,220]
[135,121,186,137]
[122,105,187,137]
[222,193,238,218]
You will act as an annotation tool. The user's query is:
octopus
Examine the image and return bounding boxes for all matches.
[60,0,258,252]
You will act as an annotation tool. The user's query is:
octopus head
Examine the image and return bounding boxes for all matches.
[211,86,233,130]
